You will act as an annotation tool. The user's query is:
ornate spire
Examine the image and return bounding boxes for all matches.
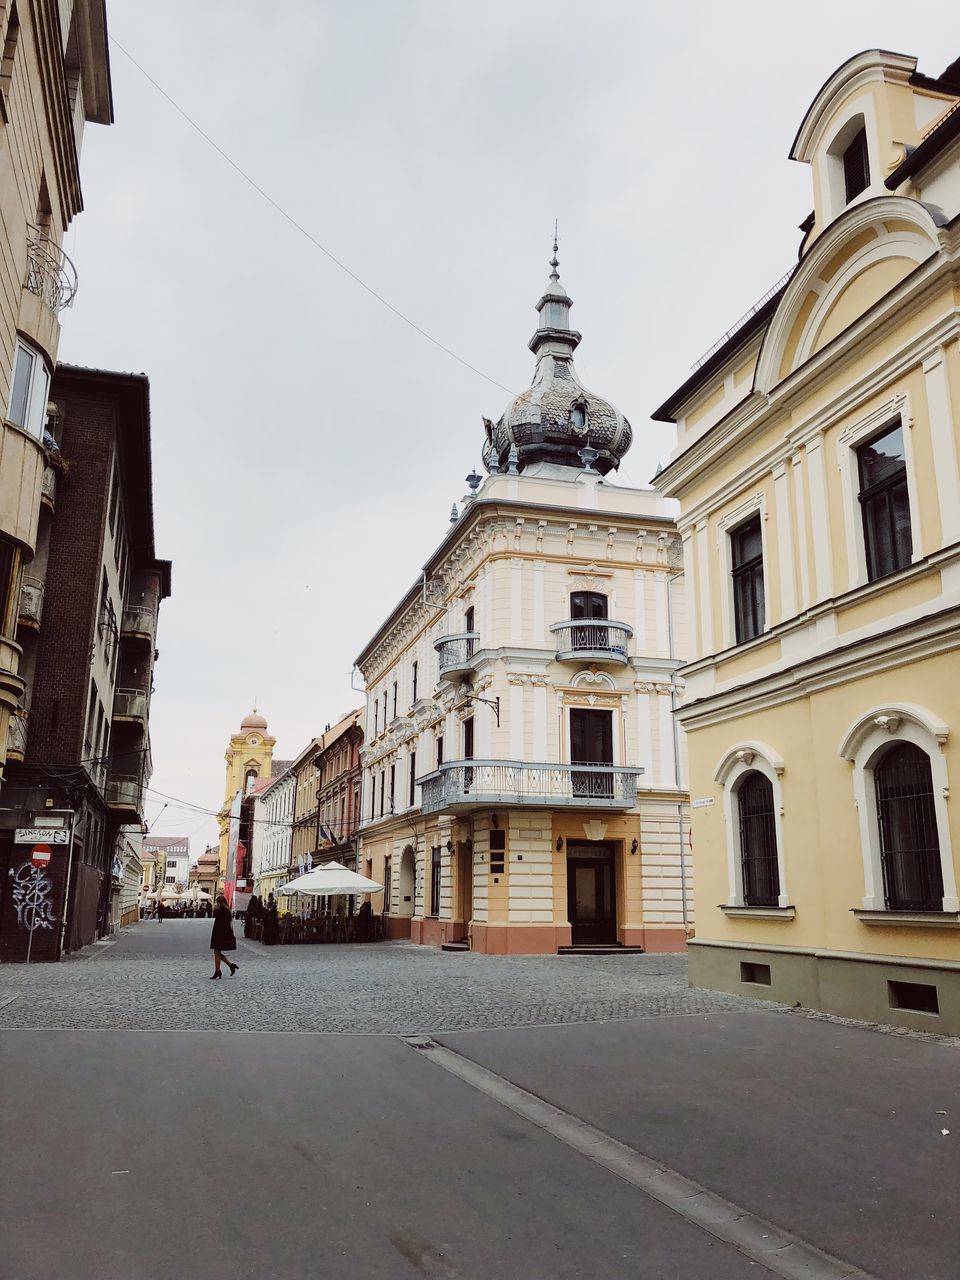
[529,228,580,359]
[549,221,560,281]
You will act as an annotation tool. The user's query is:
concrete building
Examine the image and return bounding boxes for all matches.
[314,710,363,873]
[0,0,112,781]
[112,826,142,929]
[190,844,220,900]
[654,50,960,1031]
[251,766,294,901]
[0,366,170,960]
[144,836,190,892]
[356,245,690,954]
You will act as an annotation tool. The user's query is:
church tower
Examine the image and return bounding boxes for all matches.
[216,709,276,879]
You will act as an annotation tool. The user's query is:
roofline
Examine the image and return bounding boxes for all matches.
[354,493,676,669]
[789,49,916,162]
[650,287,784,424]
[886,99,960,188]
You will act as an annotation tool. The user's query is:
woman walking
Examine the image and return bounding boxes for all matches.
[210,894,239,979]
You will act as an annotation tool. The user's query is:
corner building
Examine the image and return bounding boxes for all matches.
[654,51,960,1030]
[357,249,691,954]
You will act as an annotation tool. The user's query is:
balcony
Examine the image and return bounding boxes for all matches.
[105,774,143,818]
[23,227,78,313]
[113,687,149,724]
[434,631,479,681]
[550,619,632,666]
[120,605,156,645]
[419,759,643,815]
[7,710,28,761]
[17,576,44,630]
[41,466,57,510]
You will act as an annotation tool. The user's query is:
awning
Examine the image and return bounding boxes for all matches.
[278,861,383,897]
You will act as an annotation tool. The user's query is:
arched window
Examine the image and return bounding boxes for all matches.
[737,772,779,907]
[874,744,943,911]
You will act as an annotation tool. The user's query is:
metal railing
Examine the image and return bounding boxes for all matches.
[690,269,794,372]
[121,604,156,641]
[18,576,44,627]
[113,687,149,721]
[434,631,479,677]
[23,226,78,313]
[419,759,643,814]
[550,618,632,664]
[105,775,142,810]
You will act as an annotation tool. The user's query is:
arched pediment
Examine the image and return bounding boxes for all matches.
[838,702,949,762]
[754,198,940,393]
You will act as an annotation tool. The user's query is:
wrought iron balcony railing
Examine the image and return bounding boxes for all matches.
[113,687,149,723]
[434,631,479,679]
[120,604,156,643]
[23,226,78,313]
[550,618,632,665]
[17,576,44,629]
[418,759,643,815]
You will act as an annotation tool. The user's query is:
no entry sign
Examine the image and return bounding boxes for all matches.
[31,844,52,868]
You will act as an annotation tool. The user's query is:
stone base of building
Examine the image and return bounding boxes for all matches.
[622,925,689,953]
[384,915,412,941]
[689,939,960,1036]
[469,923,572,954]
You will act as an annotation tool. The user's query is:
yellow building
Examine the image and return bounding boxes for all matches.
[216,710,275,882]
[0,1,112,779]
[357,246,691,954]
[654,50,960,1031]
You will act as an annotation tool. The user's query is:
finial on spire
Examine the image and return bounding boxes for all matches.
[550,220,559,280]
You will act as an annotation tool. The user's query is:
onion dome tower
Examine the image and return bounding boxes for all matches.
[482,237,633,477]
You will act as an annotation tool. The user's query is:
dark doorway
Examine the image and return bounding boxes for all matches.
[570,591,608,619]
[570,707,614,799]
[567,844,616,945]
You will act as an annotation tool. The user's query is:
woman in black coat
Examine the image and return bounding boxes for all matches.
[210,894,238,979]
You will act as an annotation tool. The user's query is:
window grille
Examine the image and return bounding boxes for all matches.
[737,771,779,906]
[875,743,943,911]
[843,127,869,202]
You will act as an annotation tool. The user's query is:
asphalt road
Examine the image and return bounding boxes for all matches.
[1,921,958,1279]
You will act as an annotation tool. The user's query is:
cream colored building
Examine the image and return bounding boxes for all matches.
[654,50,960,1031]
[216,710,275,882]
[251,767,294,901]
[357,247,691,954]
[0,0,111,779]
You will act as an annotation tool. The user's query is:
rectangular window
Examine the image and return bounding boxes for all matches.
[8,343,34,429]
[430,847,441,917]
[383,856,391,913]
[888,980,939,1015]
[408,750,416,808]
[0,538,18,637]
[740,961,772,986]
[436,734,444,768]
[392,681,398,720]
[411,660,418,704]
[383,690,388,726]
[463,717,474,760]
[389,764,395,812]
[843,127,869,203]
[0,5,20,113]
[490,827,506,874]
[373,699,378,735]
[731,515,765,644]
[379,771,385,817]
[857,422,912,581]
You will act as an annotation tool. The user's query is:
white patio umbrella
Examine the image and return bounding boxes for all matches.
[278,861,383,897]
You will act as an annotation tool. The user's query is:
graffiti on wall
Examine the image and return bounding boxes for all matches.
[11,861,57,932]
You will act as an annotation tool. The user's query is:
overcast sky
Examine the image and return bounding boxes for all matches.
[57,1,956,855]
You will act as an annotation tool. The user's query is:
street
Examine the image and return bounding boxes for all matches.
[1,923,958,1280]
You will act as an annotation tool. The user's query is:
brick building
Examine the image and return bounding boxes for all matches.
[0,366,170,960]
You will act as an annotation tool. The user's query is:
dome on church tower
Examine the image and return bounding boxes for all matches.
[240,710,268,732]
[483,239,633,477]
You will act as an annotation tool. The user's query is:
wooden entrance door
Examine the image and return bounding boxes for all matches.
[566,844,616,945]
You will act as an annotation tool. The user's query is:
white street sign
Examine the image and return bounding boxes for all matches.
[15,828,69,844]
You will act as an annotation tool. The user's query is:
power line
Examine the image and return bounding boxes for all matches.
[108,35,514,397]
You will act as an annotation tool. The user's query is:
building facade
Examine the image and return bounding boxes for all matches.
[314,710,362,873]
[357,248,690,954]
[289,736,323,882]
[654,50,960,1031]
[216,710,275,884]
[251,767,294,901]
[0,0,112,779]
[0,365,169,960]
[190,844,220,900]
[144,835,190,891]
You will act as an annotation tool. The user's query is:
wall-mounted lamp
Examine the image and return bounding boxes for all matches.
[555,836,564,851]
[465,838,473,851]
[491,813,499,829]
[445,839,454,853]
[630,839,639,854]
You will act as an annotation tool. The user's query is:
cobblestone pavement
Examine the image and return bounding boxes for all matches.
[0,919,769,1034]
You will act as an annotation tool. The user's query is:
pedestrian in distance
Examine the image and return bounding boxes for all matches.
[157,899,165,924]
[210,894,239,979]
